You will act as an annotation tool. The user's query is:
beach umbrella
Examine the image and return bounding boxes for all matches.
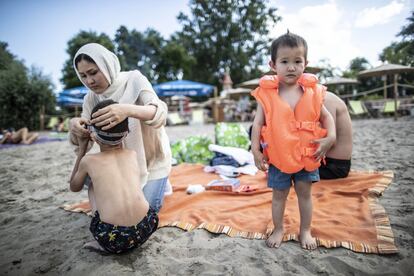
[323,77,359,96]
[153,80,214,97]
[56,95,84,107]
[237,78,261,90]
[324,77,359,85]
[305,66,323,74]
[358,63,414,120]
[59,86,89,99]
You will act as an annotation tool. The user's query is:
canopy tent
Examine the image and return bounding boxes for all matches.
[57,86,89,107]
[358,63,414,120]
[153,80,215,97]
[220,87,252,99]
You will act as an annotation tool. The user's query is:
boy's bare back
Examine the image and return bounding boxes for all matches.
[323,92,353,160]
[82,149,149,226]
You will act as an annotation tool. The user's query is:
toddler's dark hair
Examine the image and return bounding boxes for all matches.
[270,30,308,63]
[91,99,128,143]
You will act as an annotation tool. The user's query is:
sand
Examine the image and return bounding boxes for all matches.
[0,117,413,275]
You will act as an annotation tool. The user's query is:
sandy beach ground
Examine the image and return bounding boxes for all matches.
[0,117,413,275]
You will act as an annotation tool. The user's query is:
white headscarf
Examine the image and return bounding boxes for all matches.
[71,43,171,186]
[73,43,121,87]
[73,43,155,115]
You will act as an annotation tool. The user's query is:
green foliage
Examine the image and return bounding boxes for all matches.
[171,135,214,164]
[379,10,414,96]
[379,41,414,66]
[342,57,371,78]
[380,11,414,66]
[156,39,196,82]
[398,11,414,41]
[61,30,115,89]
[315,59,341,83]
[115,26,164,81]
[114,26,197,83]
[0,42,15,70]
[175,0,280,86]
[0,42,55,130]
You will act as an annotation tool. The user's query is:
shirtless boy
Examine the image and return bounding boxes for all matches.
[69,99,158,254]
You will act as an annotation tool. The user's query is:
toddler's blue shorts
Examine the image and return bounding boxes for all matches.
[267,164,320,190]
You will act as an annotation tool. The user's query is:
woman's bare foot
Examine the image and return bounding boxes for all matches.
[266,228,284,248]
[83,240,107,253]
[300,229,317,250]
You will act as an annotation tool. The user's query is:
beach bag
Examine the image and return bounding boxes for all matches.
[215,123,250,150]
[171,135,214,164]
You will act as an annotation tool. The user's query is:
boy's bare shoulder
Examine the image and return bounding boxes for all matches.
[325,92,347,109]
[122,149,137,158]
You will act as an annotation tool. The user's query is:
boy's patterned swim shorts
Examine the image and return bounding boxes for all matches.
[89,207,158,254]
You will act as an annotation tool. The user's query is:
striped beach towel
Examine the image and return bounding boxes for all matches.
[62,163,397,254]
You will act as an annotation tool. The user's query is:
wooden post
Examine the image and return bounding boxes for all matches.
[383,75,387,99]
[40,105,45,130]
[213,87,218,123]
[394,74,398,121]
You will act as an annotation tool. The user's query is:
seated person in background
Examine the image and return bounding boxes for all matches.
[69,99,159,254]
[54,117,65,132]
[0,127,39,145]
[319,92,352,179]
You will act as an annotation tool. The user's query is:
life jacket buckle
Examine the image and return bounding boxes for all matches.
[293,121,316,131]
[300,147,314,157]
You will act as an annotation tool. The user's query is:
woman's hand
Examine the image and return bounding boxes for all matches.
[70,117,90,138]
[90,103,128,130]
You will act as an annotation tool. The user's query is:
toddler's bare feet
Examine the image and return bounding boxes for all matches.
[300,230,317,250]
[83,240,107,253]
[266,228,284,248]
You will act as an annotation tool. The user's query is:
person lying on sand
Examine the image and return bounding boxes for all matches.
[0,127,39,145]
[319,92,353,179]
[69,99,158,254]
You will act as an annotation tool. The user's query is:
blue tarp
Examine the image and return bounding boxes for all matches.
[57,86,88,107]
[153,80,214,97]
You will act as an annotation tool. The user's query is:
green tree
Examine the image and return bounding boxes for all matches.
[339,57,373,96]
[175,0,280,86]
[379,11,414,66]
[379,10,414,96]
[61,30,114,89]
[156,39,196,82]
[342,57,371,78]
[315,59,341,83]
[0,42,55,130]
[114,26,164,81]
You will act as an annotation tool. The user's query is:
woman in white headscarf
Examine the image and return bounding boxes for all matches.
[69,43,171,213]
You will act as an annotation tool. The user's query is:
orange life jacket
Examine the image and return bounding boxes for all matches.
[251,73,327,173]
